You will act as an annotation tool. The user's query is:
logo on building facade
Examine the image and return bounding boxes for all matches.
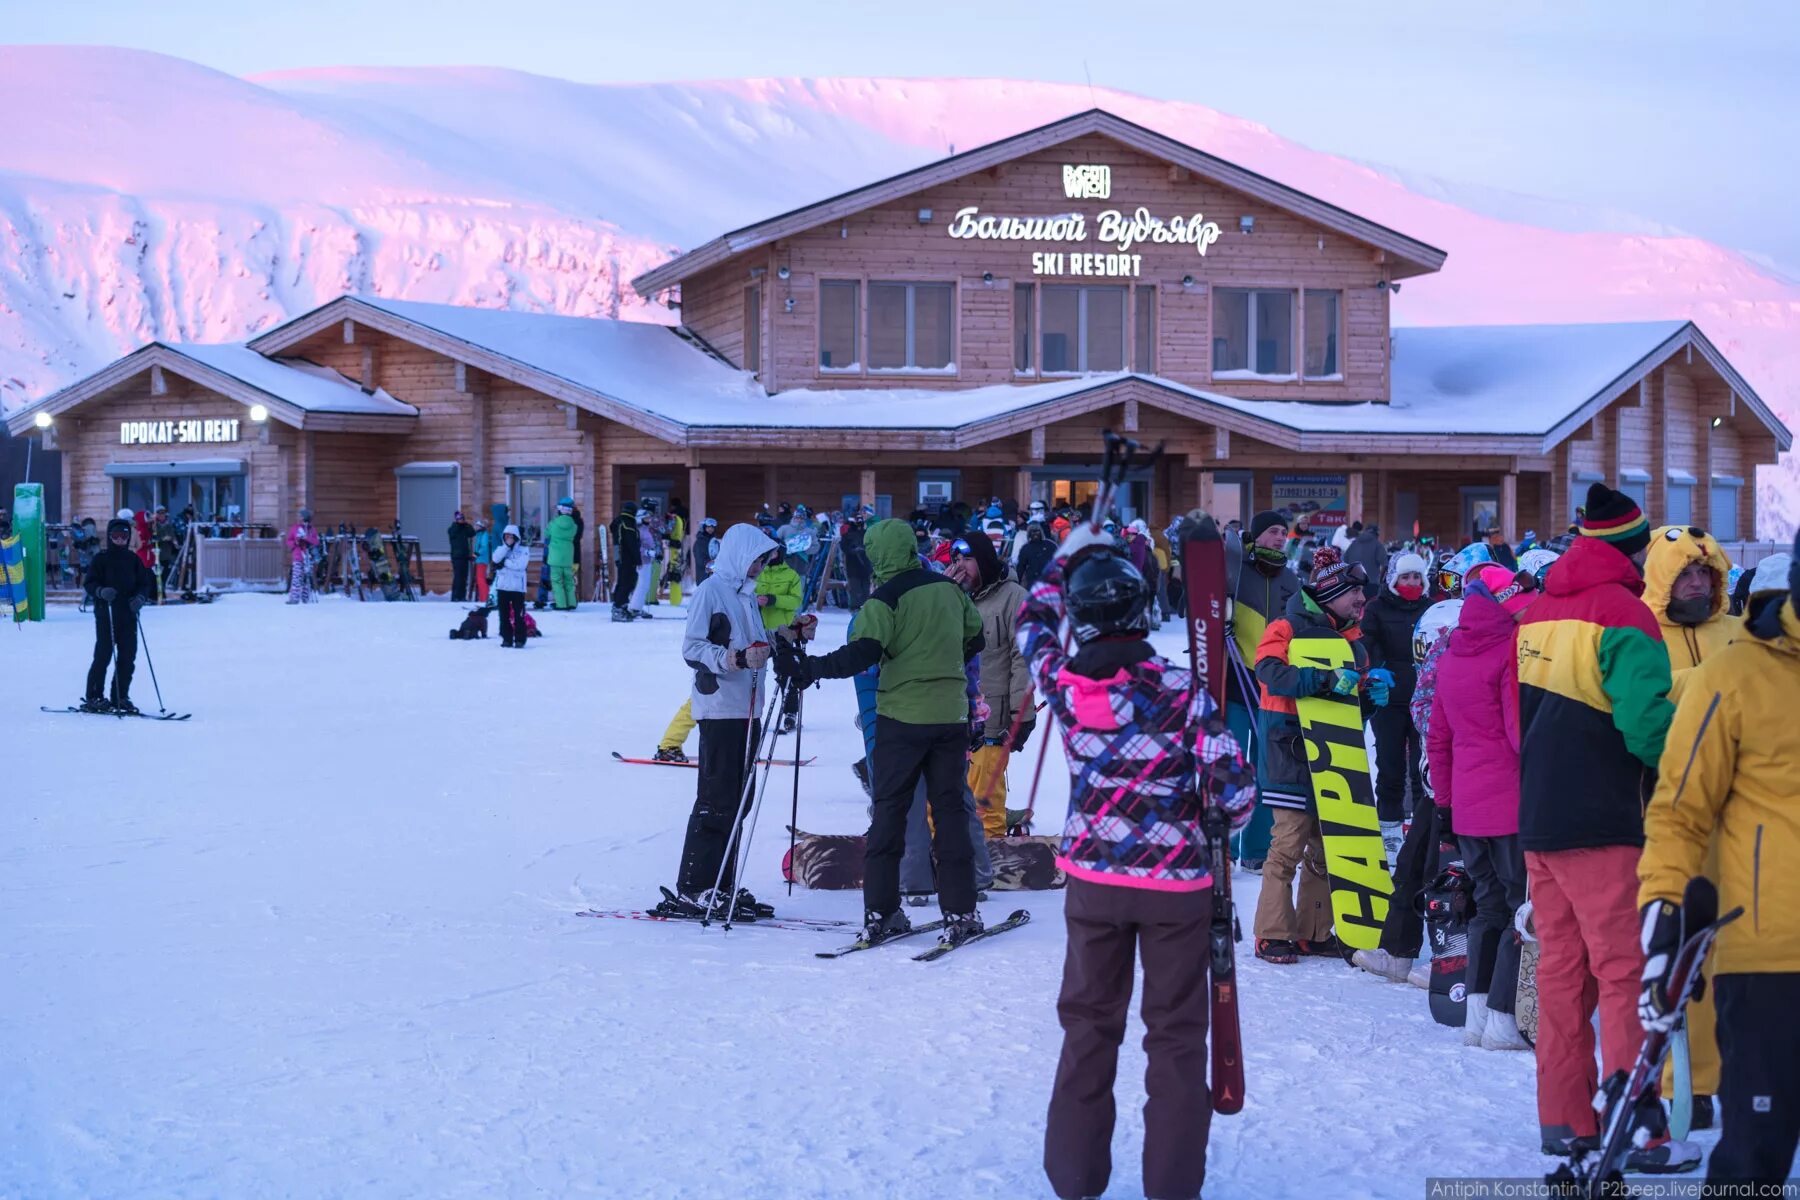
[1062,164,1111,200]
[119,418,242,446]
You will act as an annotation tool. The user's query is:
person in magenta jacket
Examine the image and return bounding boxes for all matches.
[283,507,321,604]
[1427,562,1538,1051]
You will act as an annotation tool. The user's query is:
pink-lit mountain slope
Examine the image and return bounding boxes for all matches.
[2,48,1793,531]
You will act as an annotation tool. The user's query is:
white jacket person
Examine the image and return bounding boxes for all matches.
[684,523,779,719]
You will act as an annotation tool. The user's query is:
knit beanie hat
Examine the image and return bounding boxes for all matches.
[963,525,1003,590]
[1307,545,1360,607]
[1749,552,1791,596]
[1470,563,1538,616]
[1388,551,1428,584]
[1248,510,1288,542]
[1579,482,1650,558]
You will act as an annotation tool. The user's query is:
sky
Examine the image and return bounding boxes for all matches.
[7,0,1800,277]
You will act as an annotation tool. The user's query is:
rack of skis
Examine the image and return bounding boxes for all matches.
[316,526,426,601]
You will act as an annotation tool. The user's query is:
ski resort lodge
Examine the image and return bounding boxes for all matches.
[8,110,1790,589]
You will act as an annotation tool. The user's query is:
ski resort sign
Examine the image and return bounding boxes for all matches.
[942,162,1223,278]
[119,418,241,446]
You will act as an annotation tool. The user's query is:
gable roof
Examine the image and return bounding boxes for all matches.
[5,341,417,437]
[630,108,1448,298]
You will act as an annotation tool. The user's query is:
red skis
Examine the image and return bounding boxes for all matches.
[1182,514,1246,1116]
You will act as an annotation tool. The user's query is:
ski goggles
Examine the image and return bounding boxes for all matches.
[950,539,973,558]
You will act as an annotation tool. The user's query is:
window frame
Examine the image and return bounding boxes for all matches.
[1134,284,1157,374]
[1039,283,1128,376]
[1210,286,1298,382]
[743,285,761,375]
[1301,288,1343,381]
[817,279,862,373]
[867,280,956,373]
[1014,282,1035,376]
[815,275,960,379]
[396,461,463,555]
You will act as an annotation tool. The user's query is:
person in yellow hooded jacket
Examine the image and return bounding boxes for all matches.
[1639,523,1738,1127]
[1638,538,1800,1188]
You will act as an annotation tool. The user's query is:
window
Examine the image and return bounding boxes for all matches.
[1711,478,1743,541]
[1666,478,1693,526]
[819,280,859,370]
[743,286,760,374]
[1041,285,1126,373]
[868,281,954,371]
[1620,471,1649,512]
[396,463,461,554]
[1304,290,1340,378]
[506,467,567,545]
[1212,288,1294,378]
[1134,285,1156,373]
[1013,283,1034,373]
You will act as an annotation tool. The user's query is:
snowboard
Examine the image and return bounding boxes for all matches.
[782,828,1065,892]
[1289,636,1391,951]
[363,528,403,601]
[1515,903,1539,1046]
[1420,837,1471,1026]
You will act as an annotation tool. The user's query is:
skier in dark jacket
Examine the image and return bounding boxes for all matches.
[690,516,720,584]
[840,507,874,608]
[447,512,476,601]
[82,517,157,713]
[609,507,640,622]
[777,518,986,947]
[1015,519,1055,589]
[1345,523,1388,600]
[1360,551,1432,850]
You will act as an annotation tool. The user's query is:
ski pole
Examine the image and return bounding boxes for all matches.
[136,605,167,714]
[716,675,788,930]
[704,669,784,926]
[786,684,803,897]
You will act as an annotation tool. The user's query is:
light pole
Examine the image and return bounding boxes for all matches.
[25,410,52,483]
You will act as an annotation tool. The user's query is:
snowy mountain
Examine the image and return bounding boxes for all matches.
[3,47,1795,532]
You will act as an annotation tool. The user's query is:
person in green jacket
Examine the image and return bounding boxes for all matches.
[545,497,579,611]
[776,518,986,947]
[755,545,803,630]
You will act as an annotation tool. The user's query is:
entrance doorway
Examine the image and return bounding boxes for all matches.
[1031,468,1154,525]
[1461,487,1500,541]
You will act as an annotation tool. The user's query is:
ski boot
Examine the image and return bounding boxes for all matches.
[1350,948,1415,983]
[940,911,985,947]
[652,746,689,764]
[1296,934,1342,958]
[1623,1096,1702,1174]
[610,605,633,622]
[727,888,775,920]
[850,759,872,799]
[1255,938,1300,965]
[862,908,913,945]
[78,696,112,714]
[651,887,708,919]
[904,893,932,908]
[631,609,653,620]
[111,697,141,716]
[1541,1126,1600,1157]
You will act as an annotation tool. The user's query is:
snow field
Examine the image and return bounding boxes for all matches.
[4,595,1574,1197]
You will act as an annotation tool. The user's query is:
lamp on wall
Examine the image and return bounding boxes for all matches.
[1181,275,1195,289]
[777,266,791,280]
[1239,215,1255,234]
[1711,415,1724,428]
[916,207,933,225]
[249,404,269,423]
[982,272,994,286]
[25,411,51,482]
[33,410,52,430]
[784,297,796,314]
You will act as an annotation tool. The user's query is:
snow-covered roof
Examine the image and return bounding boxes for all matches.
[169,343,417,416]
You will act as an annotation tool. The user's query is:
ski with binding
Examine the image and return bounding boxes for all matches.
[42,705,191,721]
[912,909,1032,961]
[577,908,854,934]
[610,751,814,768]
[816,919,947,959]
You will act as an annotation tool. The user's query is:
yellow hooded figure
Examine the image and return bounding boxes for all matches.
[1642,524,1737,682]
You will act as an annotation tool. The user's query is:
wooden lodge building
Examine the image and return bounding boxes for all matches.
[9,110,1790,589]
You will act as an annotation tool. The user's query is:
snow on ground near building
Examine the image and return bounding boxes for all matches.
[4,595,1646,1198]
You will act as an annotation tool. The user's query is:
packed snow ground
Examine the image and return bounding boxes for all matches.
[3,594,1668,1198]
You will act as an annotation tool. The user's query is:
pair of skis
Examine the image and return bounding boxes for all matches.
[610,751,815,769]
[815,909,1032,961]
[42,705,190,721]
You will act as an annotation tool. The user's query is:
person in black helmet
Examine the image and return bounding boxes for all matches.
[1018,519,1256,1200]
[82,517,157,713]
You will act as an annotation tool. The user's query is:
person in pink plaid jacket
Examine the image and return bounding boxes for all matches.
[1020,523,1254,1200]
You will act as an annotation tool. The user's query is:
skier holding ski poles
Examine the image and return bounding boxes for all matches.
[80,516,157,713]
[1022,513,1255,1200]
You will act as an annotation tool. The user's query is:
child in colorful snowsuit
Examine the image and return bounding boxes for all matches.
[283,509,320,603]
[1019,524,1255,1200]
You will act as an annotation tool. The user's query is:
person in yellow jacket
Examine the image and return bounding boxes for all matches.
[662,506,687,606]
[1640,524,1737,1124]
[1638,538,1800,1188]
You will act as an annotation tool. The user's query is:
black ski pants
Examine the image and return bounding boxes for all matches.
[1370,703,1423,822]
[86,601,137,703]
[846,568,871,611]
[1460,833,1527,1011]
[1377,801,1441,957]
[677,717,759,898]
[612,558,638,610]
[451,555,472,601]
[1706,972,1800,1193]
[865,716,976,917]
[496,590,526,645]
[1046,878,1213,1200]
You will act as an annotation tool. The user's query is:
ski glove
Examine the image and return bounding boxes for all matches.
[1328,668,1362,698]
[1638,900,1683,1033]
[97,586,118,602]
[1012,719,1035,752]
[129,595,147,613]
[737,642,773,671]
[1364,668,1395,708]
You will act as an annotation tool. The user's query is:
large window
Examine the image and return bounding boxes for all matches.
[1135,285,1156,373]
[1212,288,1294,378]
[869,281,954,371]
[743,286,760,374]
[113,469,245,525]
[1042,285,1126,374]
[507,467,567,545]
[819,280,859,370]
[1014,283,1034,374]
[1304,290,1340,378]
[1666,476,1694,526]
[1711,477,1742,541]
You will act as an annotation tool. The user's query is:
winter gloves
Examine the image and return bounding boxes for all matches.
[737,642,773,671]
[97,586,117,602]
[1328,668,1362,697]
[1638,899,1683,1032]
[1322,666,1393,706]
[129,595,146,613]
[1364,668,1395,708]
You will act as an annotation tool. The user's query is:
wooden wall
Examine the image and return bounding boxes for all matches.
[680,133,1390,403]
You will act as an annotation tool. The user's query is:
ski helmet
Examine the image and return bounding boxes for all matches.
[1435,542,1494,596]
[1518,547,1561,586]
[1065,551,1150,643]
[1413,598,1463,664]
[106,517,132,540]
[117,507,134,521]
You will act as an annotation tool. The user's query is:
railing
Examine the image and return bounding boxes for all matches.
[195,536,289,592]
[1719,541,1788,570]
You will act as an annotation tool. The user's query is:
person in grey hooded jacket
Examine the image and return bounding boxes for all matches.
[664,523,782,917]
